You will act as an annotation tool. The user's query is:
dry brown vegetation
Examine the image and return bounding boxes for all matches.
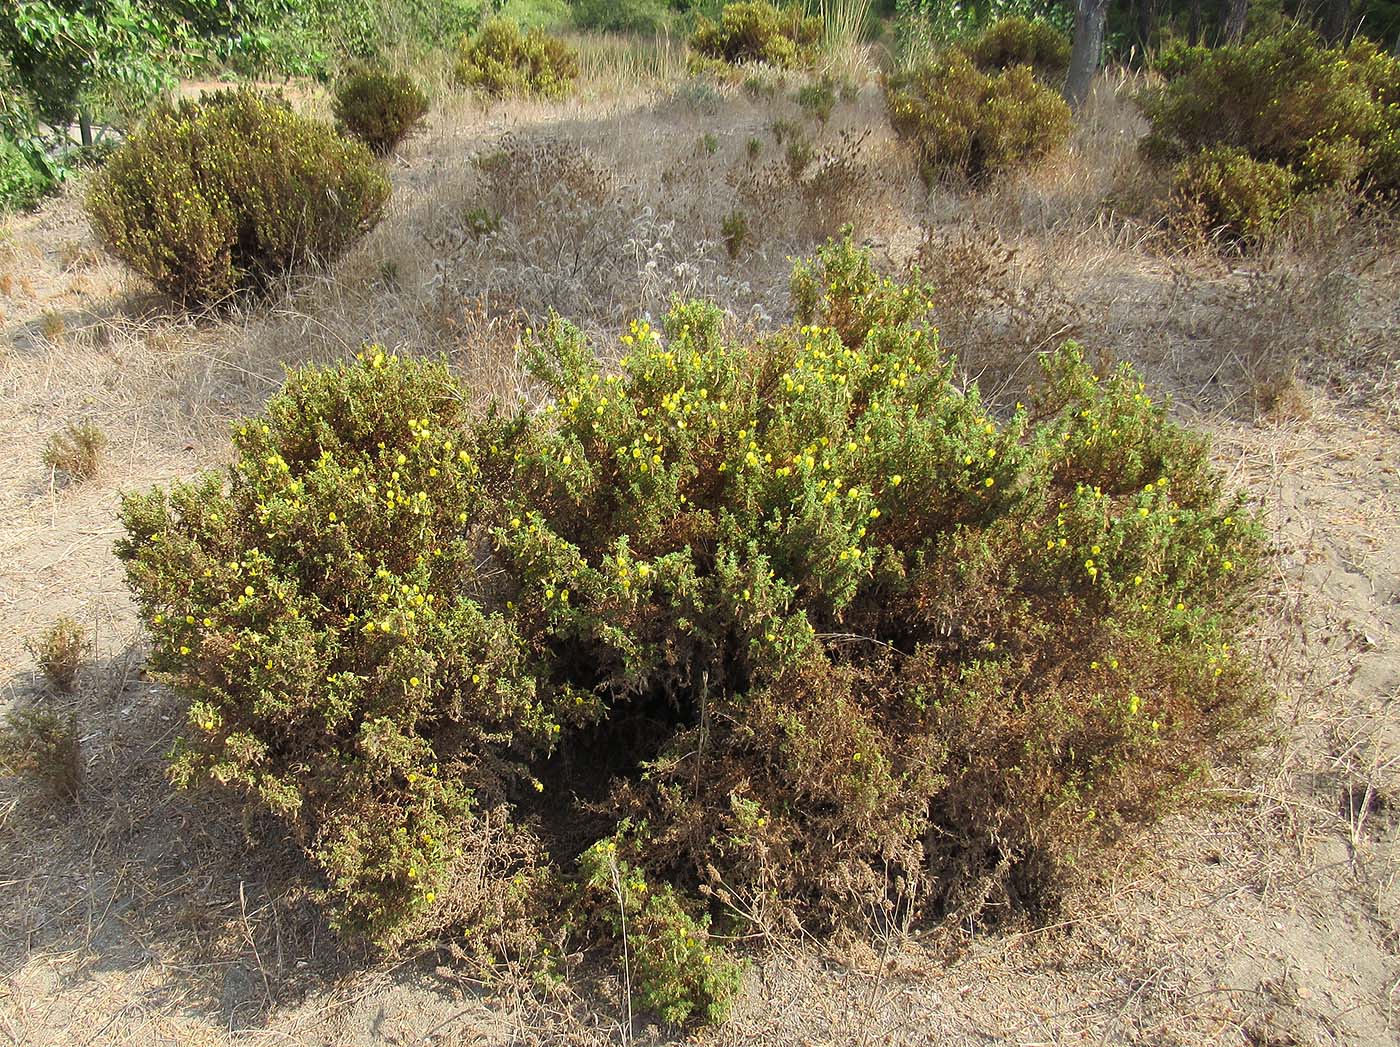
[1,53,1397,1046]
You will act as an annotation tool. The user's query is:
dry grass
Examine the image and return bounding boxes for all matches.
[0,61,1396,1046]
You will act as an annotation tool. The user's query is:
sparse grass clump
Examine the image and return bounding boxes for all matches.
[454,17,579,99]
[884,50,1071,182]
[42,420,107,483]
[117,237,1267,1016]
[721,209,749,257]
[968,16,1071,82]
[87,90,390,306]
[690,2,821,69]
[26,616,87,692]
[0,705,80,802]
[1139,29,1400,241]
[796,76,836,124]
[333,67,429,156]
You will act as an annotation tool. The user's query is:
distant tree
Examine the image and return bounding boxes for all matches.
[1219,0,1247,41]
[0,0,176,143]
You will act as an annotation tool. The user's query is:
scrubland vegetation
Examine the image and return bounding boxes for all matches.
[1,0,1398,1043]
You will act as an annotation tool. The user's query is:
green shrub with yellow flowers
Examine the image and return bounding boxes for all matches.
[116,233,1268,1024]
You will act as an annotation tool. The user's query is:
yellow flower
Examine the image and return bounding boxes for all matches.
[890,474,902,486]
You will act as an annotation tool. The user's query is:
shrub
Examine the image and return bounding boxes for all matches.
[1140,29,1400,202]
[884,50,1071,181]
[26,616,87,692]
[578,840,744,1024]
[43,420,107,482]
[333,67,429,155]
[573,0,672,34]
[796,76,836,124]
[690,2,822,69]
[967,16,1071,82]
[0,704,80,801]
[87,90,390,306]
[0,136,51,212]
[454,17,579,99]
[1171,146,1301,242]
[721,209,749,257]
[117,237,1266,979]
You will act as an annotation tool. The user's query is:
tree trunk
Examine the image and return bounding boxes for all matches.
[1136,0,1158,55]
[1188,0,1202,43]
[1065,0,1109,110]
[1219,0,1247,43]
[1322,0,1349,42]
[79,110,92,149]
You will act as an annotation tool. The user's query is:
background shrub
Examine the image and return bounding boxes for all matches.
[26,616,87,692]
[573,0,672,34]
[690,1,822,69]
[884,50,1071,181]
[968,16,1071,82]
[0,705,80,802]
[454,17,579,98]
[333,67,429,155]
[0,136,51,212]
[1171,146,1301,242]
[1140,30,1400,207]
[117,238,1266,983]
[88,90,390,306]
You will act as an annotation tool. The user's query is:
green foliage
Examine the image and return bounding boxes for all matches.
[1140,29,1400,206]
[967,16,1071,82]
[1171,146,1300,241]
[0,704,80,801]
[796,75,836,123]
[0,136,52,212]
[573,0,672,33]
[579,840,743,1025]
[721,209,749,257]
[117,236,1267,984]
[496,0,574,31]
[87,89,390,306]
[690,1,822,68]
[883,49,1071,181]
[454,17,579,99]
[333,67,429,155]
[26,616,88,692]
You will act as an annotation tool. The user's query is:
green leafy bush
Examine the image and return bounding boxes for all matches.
[578,840,744,1025]
[690,1,822,69]
[87,90,390,306]
[0,136,51,212]
[968,16,1071,82]
[454,17,578,98]
[333,67,429,155]
[1171,146,1301,241]
[573,0,672,34]
[884,49,1071,181]
[1140,29,1400,213]
[117,237,1266,996]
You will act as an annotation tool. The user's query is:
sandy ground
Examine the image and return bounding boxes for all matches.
[0,73,1396,1046]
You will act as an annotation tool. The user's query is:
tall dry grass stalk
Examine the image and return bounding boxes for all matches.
[567,31,687,93]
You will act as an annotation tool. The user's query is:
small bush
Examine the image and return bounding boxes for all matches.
[118,237,1267,979]
[796,76,836,124]
[578,840,744,1025]
[43,420,107,482]
[884,50,1071,182]
[26,616,87,692]
[690,1,822,69]
[0,704,80,801]
[968,16,1071,82]
[1140,30,1400,203]
[721,209,749,257]
[333,67,429,156]
[454,17,579,99]
[87,90,390,306]
[1171,146,1301,242]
